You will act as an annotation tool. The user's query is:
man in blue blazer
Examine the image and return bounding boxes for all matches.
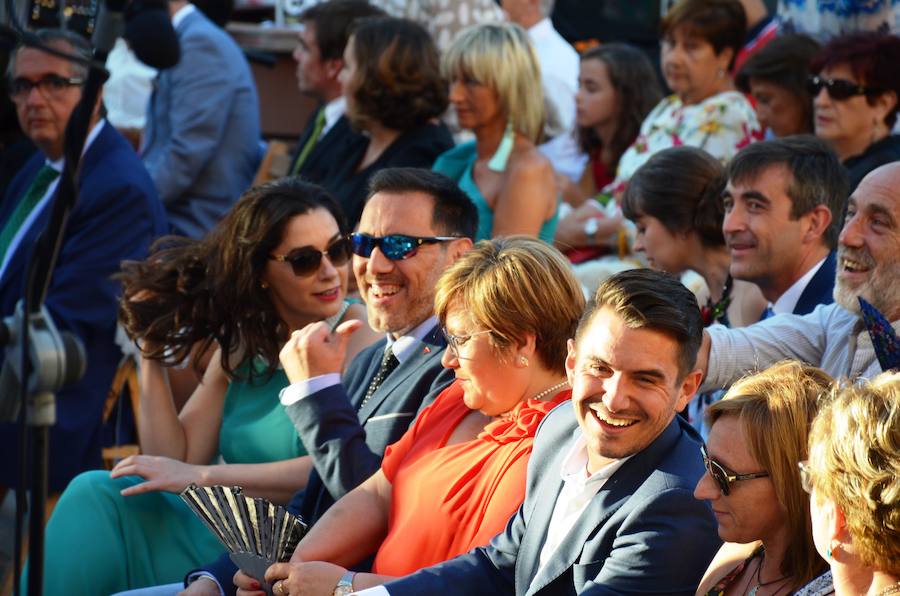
[141,0,261,239]
[722,136,846,319]
[0,30,167,492]
[347,269,720,596]
[178,169,478,596]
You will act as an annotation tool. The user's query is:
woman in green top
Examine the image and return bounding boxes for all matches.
[433,23,559,244]
[34,178,378,595]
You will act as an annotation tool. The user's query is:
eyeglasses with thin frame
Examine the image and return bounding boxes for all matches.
[806,75,882,101]
[798,460,814,494]
[350,233,461,261]
[7,74,85,101]
[269,236,351,277]
[700,444,770,496]
[441,328,491,357]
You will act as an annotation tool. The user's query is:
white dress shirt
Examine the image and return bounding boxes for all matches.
[771,255,827,315]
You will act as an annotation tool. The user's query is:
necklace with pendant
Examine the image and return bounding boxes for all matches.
[747,554,788,596]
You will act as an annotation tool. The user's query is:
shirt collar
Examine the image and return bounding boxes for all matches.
[772,255,827,315]
[47,120,105,171]
[386,315,438,364]
[527,17,554,40]
[559,433,631,488]
[322,96,346,133]
[172,3,196,29]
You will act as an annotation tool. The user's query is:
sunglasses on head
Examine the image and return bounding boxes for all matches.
[701,444,769,496]
[349,233,461,261]
[269,236,351,277]
[807,75,882,100]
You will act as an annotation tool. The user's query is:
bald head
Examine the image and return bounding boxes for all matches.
[834,162,900,320]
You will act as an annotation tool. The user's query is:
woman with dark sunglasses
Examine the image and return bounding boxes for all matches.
[810,33,900,193]
[694,361,834,596]
[35,178,379,595]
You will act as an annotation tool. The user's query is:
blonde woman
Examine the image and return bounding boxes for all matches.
[695,361,833,596]
[803,371,900,595]
[433,23,558,243]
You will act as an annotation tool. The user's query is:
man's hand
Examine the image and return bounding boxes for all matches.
[110,454,205,495]
[279,320,363,383]
[178,576,223,596]
[264,561,347,596]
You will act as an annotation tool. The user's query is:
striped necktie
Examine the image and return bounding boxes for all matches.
[361,347,399,409]
[291,108,327,176]
[0,165,60,265]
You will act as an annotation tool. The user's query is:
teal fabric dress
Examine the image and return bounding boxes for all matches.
[33,364,304,596]
[432,141,558,243]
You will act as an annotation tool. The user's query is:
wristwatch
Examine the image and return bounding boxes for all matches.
[333,571,357,596]
[583,217,599,246]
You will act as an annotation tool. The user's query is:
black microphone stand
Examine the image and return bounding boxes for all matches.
[0,1,124,592]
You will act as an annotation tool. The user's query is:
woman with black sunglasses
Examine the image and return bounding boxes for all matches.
[810,33,900,193]
[36,177,379,596]
[693,361,834,596]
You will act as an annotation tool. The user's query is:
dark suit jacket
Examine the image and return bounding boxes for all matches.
[793,250,836,316]
[384,404,721,596]
[289,112,363,187]
[197,324,453,594]
[141,8,261,239]
[0,122,167,491]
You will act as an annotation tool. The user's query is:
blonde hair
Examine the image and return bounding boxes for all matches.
[707,361,833,588]
[442,23,545,142]
[808,371,900,576]
[434,236,584,373]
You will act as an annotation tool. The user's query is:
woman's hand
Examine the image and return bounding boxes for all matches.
[110,454,206,496]
[234,569,265,596]
[264,561,347,596]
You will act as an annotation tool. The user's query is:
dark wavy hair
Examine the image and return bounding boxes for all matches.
[810,32,900,128]
[577,43,662,171]
[118,177,347,382]
[622,146,727,248]
[345,16,448,132]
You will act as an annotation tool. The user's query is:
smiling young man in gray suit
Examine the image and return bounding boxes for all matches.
[360,269,720,596]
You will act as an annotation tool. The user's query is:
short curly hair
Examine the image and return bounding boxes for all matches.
[811,33,900,128]
[345,16,448,132]
[808,371,900,576]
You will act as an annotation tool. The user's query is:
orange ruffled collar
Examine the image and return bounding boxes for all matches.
[479,390,571,445]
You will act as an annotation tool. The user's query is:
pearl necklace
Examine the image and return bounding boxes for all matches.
[532,380,570,401]
[876,583,900,596]
[497,380,569,420]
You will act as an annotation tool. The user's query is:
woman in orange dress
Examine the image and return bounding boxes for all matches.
[243,236,586,596]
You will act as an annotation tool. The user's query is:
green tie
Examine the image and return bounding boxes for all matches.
[0,165,60,266]
[291,108,327,176]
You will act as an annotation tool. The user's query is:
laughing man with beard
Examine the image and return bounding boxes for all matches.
[698,161,900,388]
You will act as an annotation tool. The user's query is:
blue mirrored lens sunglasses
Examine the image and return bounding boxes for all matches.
[349,233,461,261]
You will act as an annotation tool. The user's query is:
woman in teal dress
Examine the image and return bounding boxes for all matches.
[33,178,378,595]
[433,23,559,244]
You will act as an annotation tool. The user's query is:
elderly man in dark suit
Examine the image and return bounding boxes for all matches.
[173,168,477,596]
[0,29,167,492]
[141,0,261,239]
[351,269,720,596]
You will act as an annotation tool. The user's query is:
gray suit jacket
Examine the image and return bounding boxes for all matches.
[285,325,454,523]
[141,8,261,238]
[384,403,721,596]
